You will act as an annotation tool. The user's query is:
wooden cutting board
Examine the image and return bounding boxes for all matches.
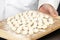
[0,16,60,40]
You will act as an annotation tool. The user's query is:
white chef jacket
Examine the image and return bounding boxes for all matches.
[0,0,60,21]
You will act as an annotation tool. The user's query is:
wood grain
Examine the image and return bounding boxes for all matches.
[0,16,60,40]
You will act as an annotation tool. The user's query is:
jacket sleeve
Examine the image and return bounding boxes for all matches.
[38,0,60,10]
[0,0,5,21]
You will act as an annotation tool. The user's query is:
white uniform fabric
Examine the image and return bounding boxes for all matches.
[38,0,60,10]
[0,0,60,21]
[5,0,38,19]
[0,0,5,21]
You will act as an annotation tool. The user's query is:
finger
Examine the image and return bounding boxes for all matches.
[54,10,58,16]
[51,7,58,16]
[48,7,58,17]
[38,6,49,14]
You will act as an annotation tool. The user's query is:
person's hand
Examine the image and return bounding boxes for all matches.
[39,4,58,17]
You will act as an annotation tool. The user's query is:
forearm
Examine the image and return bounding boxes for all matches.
[38,0,60,10]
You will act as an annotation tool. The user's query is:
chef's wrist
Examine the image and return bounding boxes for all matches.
[39,4,54,10]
